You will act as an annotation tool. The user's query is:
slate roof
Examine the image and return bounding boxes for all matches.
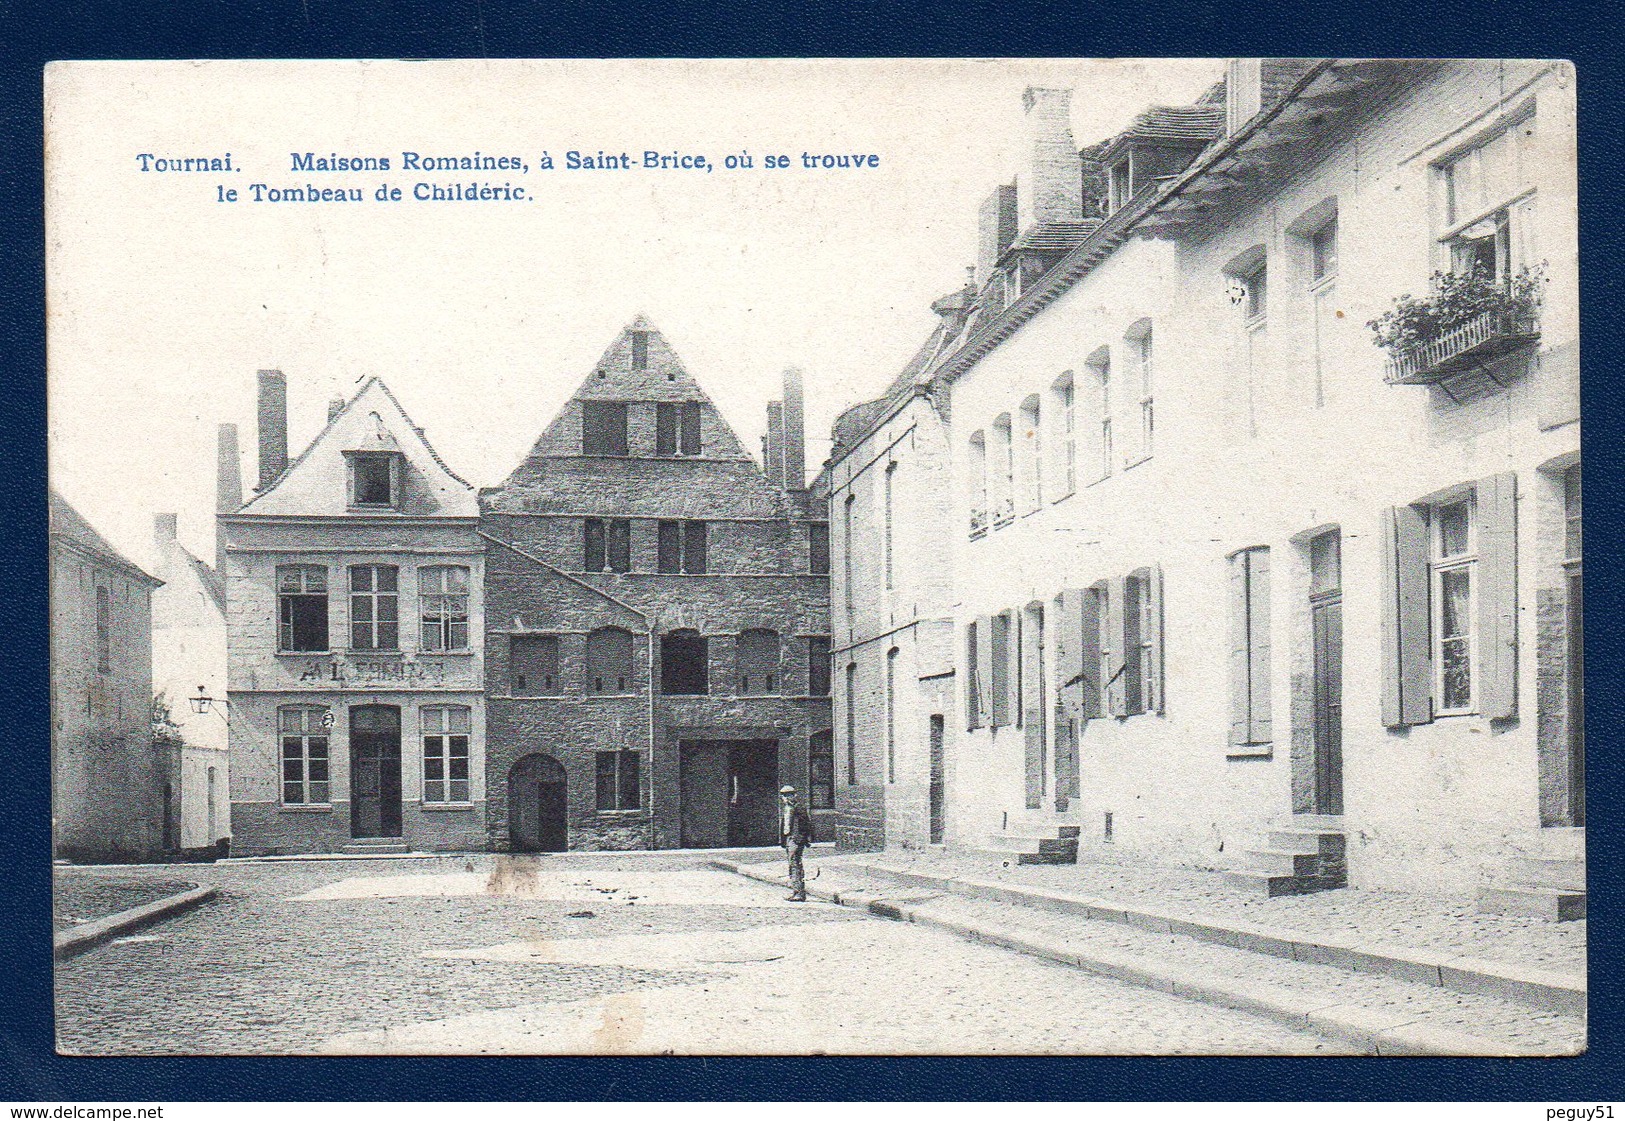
[49,490,161,585]
[1099,105,1226,164]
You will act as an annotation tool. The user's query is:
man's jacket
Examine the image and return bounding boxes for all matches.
[782,803,812,847]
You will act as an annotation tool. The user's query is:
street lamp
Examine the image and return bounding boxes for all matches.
[189,685,230,722]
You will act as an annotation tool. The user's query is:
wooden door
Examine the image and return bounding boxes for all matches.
[1312,601,1344,815]
[350,706,402,838]
[727,741,780,847]
[680,742,729,849]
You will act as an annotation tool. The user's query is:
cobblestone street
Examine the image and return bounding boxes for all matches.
[56,853,1343,1055]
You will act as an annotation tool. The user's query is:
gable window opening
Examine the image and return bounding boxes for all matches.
[630,330,649,370]
[656,402,703,456]
[584,517,632,573]
[419,565,470,652]
[1432,498,1477,715]
[422,705,471,803]
[349,564,399,651]
[596,750,641,811]
[657,519,708,574]
[581,401,630,456]
[351,452,396,507]
[278,564,329,653]
[279,706,330,805]
[510,634,560,696]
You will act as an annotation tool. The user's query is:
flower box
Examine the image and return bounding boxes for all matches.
[1383,309,1540,386]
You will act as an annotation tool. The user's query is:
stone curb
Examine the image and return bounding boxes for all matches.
[54,886,217,961]
[215,843,829,866]
[714,860,1563,1057]
[840,859,1586,1018]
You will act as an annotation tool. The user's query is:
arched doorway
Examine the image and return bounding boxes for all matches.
[508,753,568,852]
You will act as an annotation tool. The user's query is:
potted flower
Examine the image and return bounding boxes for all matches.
[1368,265,1546,384]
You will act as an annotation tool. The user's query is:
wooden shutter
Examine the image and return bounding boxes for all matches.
[975,614,995,727]
[1147,564,1165,716]
[1010,610,1024,728]
[1057,590,1085,721]
[655,404,677,455]
[1080,587,1103,719]
[680,403,702,455]
[1122,575,1145,716]
[1476,472,1519,719]
[965,621,982,730]
[1245,552,1270,742]
[1228,553,1250,744]
[1107,578,1127,716]
[1381,505,1433,726]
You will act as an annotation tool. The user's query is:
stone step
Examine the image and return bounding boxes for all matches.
[981,834,1078,857]
[1529,826,1585,862]
[1266,829,1345,854]
[1513,856,1585,892]
[1247,848,1322,877]
[1000,826,1082,842]
[1222,869,1305,898]
[1477,885,1586,922]
[1274,813,1346,832]
[341,840,410,855]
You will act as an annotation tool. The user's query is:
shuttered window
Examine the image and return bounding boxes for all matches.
[1381,473,1517,725]
[1228,548,1272,746]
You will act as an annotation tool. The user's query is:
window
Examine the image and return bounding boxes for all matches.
[95,586,110,673]
[582,401,629,456]
[630,330,649,370]
[808,636,832,696]
[808,522,830,575]
[1382,475,1516,726]
[660,630,708,695]
[1440,114,1537,286]
[1086,349,1112,481]
[1126,322,1153,462]
[845,663,858,783]
[419,565,470,651]
[421,705,470,803]
[1311,216,1339,283]
[1243,258,1268,322]
[657,520,707,574]
[656,403,677,455]
[809,730,835,809]
[351,453,396,507]
[883,462,897,587]
[1052,374,1076,498]
[1432,499,1477,715]
[596,750,641,810]
[968,431,988,536]
[510,634,560,695]
[277,564,329,652]
[279,706,330,805]
[349,564,399,650]
[587,627,635,693]
[655,402,702,456]
[991,414,1014,524]
[584,518,631,573]
[680,403,701,455]
[1228,548,1272,747]
[1108,156,1132,213]
[737,629,780,693]
[1018,395,1042,512]
[885,647,898,782]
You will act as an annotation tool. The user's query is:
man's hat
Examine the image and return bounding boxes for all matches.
[779,785,797,795]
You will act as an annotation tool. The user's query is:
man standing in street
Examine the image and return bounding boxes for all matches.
[779,784,811,901]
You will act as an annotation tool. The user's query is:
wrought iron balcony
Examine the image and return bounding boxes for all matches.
[1383,309,1540,386]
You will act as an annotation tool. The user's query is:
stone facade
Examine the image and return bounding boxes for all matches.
[50,491,167,862]
[480,318,833,852]
[221,373,486,855]
[827,61,1581,897]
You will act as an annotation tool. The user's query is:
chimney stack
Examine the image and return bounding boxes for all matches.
[256,369,289,490]
[328,396,345,423]
[764,400,786,487]
[781,367,805,493]
[216,423,242,575]
[1017,87,1081,231]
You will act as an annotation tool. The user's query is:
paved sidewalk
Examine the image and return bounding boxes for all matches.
[817,849,1585,976]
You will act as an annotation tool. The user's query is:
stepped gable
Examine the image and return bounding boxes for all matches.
[238,376,476,518]
[489,316,790,520]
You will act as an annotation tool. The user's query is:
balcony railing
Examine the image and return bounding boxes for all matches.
[1383,309,1540,386]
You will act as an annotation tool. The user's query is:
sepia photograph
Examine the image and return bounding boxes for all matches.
[45,57,1582,1057]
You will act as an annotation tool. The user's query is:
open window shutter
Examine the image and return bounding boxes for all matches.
[1058,590,1085,721]
[1107,578,1127,716]
[1080,588,1103,719]
[1381,506,1433,726]
[975,614,994,728]
[1148,564,1165,716]
[1228,554,1251,744]
[1010,610,1024,728]
[1246,551,1271,743]
[965,622,981,729]
[1122,575,1145,717]
[1476,472,1519,719]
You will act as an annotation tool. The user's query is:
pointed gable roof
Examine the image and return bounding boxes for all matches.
[240,376,476,518]
[50,491,161,584]
[520,316,751,462]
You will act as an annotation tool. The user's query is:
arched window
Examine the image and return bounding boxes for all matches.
[1051,372,1076,498]
[587,626,635,693]
[991,414,1014,524]
[737,628,781,694]
[1019,394,1042,513]
[968,431,988,537]
[660,629,709,695]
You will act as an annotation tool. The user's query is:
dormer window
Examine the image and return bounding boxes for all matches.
[345,451,401,509]
[1108,156,1132,213]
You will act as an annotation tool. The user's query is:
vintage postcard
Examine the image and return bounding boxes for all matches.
[46,58,1582,1056]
